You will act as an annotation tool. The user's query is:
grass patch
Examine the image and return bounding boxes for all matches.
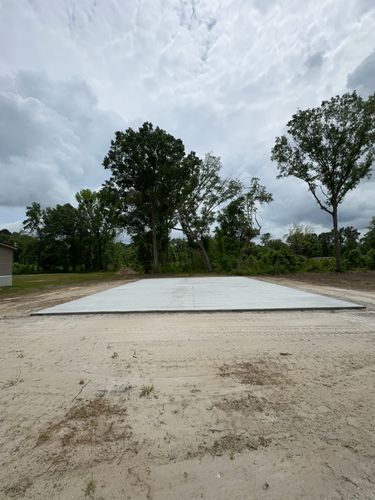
[0,272,133,299]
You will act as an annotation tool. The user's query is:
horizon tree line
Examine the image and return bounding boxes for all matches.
[3,90,375,274]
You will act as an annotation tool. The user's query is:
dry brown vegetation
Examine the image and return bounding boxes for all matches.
[36,397,129,448]
[219,359,288,386]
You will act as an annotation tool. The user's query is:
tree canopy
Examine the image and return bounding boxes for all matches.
[103,122,201,272]
[271,91,375,271]
[22,189,119,272]
[176,153,241,271]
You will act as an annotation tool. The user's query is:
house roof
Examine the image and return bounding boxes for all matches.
[0,242,15,250]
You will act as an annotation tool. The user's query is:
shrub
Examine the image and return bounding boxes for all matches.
[13,263,36,275]
[365,248,375,270]
[343,249,365,270]
[301,257,336,272]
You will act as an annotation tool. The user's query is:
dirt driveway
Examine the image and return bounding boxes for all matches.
[0,274,374,499]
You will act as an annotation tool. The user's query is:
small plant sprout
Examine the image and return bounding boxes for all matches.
[85,476,96,498]
[140,384,154,398]
[84,475,96,497]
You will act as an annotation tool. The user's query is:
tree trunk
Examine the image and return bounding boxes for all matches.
[237,245,245,272]
[198,239,212,272]
[332,206,342,272]
[159,224,169,266]
[151,215,159,273]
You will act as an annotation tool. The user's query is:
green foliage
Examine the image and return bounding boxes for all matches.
[75,188,119,270]
[215,178,273,271]
[272,91,375,272]
[21,189,120,273]
[3,107,374,277]
[361,217,375,252]
[103,122,200,272]
[285,225,322,257]
[177,153,241,271]
[344,248,365,270]
[365,248,375,270]
[272,92,375,210]
[301,257,336,273]
[13,263,36,275]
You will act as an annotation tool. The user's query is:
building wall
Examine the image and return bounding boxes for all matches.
[0,245,13,286]
[0,275,12,286]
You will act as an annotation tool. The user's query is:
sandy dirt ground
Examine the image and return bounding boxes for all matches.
[0,274,374,499]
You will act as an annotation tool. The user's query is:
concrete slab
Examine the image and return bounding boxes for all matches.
[33,277,364,315]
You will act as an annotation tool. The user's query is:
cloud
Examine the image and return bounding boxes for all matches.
[347,49,375,96]
[305,51,325,71]
[0,71,123,207]
[0,0,374,236]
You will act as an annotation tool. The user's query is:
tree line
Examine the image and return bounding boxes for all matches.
[1,91,374,274]
[2,216,375,275]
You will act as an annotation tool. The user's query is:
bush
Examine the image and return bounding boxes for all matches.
[258,248,300,274]
[343,249,365,270]
[301,257,336,272]
[13,263,36,275]
[365,248,375,270]
[237,247,301,275]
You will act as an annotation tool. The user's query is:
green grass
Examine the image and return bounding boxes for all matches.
[0,272,131,298]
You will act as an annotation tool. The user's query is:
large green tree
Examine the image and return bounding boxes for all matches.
[176,153,241,272]
[216,178,273,269]
[23,202,45,271]
[271,91,375,272]
[76,188,119,270]
[103,122,200,272]
[41,203,82,271]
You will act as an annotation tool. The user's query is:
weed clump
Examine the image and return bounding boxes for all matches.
[139,385,154,397]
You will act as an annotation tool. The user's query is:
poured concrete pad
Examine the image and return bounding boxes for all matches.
[33,277,363,315]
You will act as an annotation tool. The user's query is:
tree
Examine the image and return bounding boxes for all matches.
[103,122,200,272]
[176,153,240,272]
[216,178,273,268]
[285,225,322,257]
[271,91,375,272]
[76,188,119,270]
[340,226,360,255]
[23,202,45,271]
[361,217,375,252]
[260,232,272,246]
[41,203,82,271]
[360,217,375,269]
[23,202,43,237]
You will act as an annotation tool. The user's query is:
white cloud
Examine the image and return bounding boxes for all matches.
[0,0,374,236]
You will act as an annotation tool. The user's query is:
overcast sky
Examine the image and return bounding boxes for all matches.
[0,0,374,238]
